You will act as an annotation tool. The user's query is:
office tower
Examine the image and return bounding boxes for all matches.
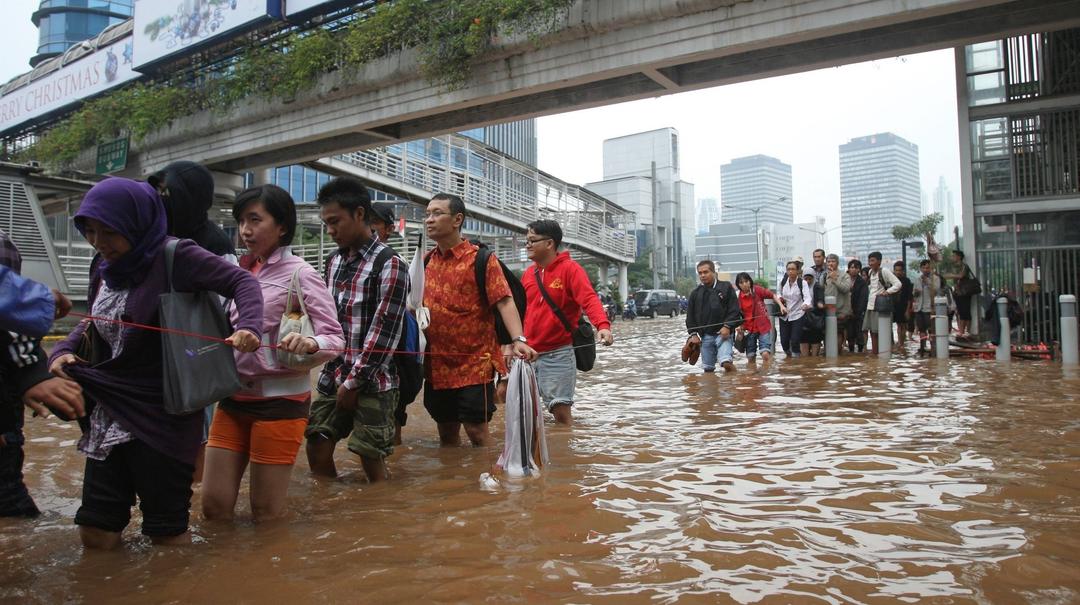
[696,197,720,234]
[31,0,133,67]
[839,133,921,260]
[719,155,794,227]
[586,127,696,277]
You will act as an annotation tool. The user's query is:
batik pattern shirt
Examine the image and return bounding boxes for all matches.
[423,240,511,390]
[319,238,409,395]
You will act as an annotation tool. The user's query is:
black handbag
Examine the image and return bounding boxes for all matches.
[873,271,894,314]
[533,268,596,372]
[159,240,242,415]
[954,265,982,297]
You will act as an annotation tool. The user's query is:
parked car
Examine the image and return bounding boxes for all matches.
[633,289,680,318]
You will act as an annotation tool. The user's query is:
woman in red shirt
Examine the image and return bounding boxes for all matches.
[734,272,776,366]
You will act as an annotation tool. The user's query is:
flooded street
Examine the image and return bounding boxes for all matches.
[3,315,1079,604]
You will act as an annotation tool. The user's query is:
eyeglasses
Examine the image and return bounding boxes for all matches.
[524,237,552,247]
[424,210,451,219]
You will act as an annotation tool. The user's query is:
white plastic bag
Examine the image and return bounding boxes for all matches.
[496,359,548,477]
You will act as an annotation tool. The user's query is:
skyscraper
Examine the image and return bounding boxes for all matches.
[696,197,720,234]
[719,155,793,227]
[931,176,956,244]
[31,1,133,67]
[839,133,921,260]
[587,127,696,278]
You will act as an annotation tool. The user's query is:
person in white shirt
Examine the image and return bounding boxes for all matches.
[776,261,813,357]
[863,251,902,354]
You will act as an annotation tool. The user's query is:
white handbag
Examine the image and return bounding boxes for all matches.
[276,268,320,370]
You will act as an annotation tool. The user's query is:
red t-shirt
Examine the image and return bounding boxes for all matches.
[523,252,611,353]
[738,285,775,334]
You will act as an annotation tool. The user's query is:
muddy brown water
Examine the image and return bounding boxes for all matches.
[2,316,1079,604]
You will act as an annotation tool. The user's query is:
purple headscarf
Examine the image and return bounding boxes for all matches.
[74,177,167,289]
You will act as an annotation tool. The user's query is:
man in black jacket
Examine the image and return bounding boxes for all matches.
[686,260,743,372]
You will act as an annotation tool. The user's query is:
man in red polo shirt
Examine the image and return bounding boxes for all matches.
[521,220,613,426]
[423,193,537,447]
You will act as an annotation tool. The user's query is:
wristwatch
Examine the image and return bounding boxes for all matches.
[513,335,528,344]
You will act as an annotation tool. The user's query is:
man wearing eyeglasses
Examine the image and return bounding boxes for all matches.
[422,193,537,447]
[521,220,613,426]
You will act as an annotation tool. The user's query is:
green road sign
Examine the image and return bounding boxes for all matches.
[96,137,129,174]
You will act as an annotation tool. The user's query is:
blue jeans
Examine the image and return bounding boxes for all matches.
[745,331,773,359]
[701,332,734,371]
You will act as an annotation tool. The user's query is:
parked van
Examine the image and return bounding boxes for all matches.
[633,289,680,318]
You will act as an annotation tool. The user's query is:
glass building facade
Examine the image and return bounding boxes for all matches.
[959,28,1080,344]
[839,133,922,261]
[719,155,794,228]
[31,1,133,67]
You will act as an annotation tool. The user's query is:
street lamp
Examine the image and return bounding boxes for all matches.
[797,224,843,251]
[901,240,925,268]
[725,196,786,280]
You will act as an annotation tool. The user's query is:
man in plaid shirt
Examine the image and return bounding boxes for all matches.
[305,178,409,482]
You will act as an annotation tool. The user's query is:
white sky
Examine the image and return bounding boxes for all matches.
[2,0,962,238]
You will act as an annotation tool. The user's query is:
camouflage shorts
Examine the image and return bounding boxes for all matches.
[305,390,398,460]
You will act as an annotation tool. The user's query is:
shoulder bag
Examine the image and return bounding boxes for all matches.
[954,264,982,297]
[874,271,894,314]
[533,268,596,372]
[276,267,321,370]
[159,240,242,415]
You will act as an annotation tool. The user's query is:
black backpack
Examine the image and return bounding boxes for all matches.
[425,240,526,345]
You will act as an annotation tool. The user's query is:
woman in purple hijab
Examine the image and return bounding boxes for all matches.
[43,177,265,550]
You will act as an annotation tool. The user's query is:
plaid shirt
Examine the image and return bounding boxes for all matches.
[318,237,409,394]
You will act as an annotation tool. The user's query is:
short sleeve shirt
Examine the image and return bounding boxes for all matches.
[424,240,511,389]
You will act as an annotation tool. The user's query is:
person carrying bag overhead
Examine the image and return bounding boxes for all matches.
[45,178,263,550]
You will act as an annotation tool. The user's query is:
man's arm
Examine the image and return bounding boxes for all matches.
[495,296,537,361]
[344,255,409,391]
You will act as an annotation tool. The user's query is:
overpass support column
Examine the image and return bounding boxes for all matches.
[597,263,609,289]
[618,263,629,305]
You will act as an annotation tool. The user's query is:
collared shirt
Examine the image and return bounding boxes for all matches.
[424,239,511,390]
[319,238,409,394]
[867,266,902,311]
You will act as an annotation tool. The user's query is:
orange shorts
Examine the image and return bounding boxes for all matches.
[206,408,307,465]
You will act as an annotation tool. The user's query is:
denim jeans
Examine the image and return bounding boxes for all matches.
[744,331,773,359]
[701,332,734,371]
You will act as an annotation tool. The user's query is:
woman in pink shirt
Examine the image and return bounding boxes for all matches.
[202,185,343,522]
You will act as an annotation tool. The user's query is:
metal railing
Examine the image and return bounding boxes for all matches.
[336,133,637,262]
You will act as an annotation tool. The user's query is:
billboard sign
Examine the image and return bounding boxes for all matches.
[134,0,283,70]
[0,38,138,135]
[284,0,355,19]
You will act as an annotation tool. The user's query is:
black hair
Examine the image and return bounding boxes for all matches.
[697,259,716,272]
[893,260,905,269]
[919,259,932,267]
[813,248,825,257]
[232,184,297,246]
[868,251,882,261]
[430,193,466,222]
[526,219,563,247]
[952,249,965,260]
[316,176,372,219]
[735,272,754,288]
[848,259,862,270]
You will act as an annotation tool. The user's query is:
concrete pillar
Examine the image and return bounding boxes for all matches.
[877,311,892,359]
[1061,295,1078,366]
[934,296,950,361]
[764,299,778,347]
[617,263,629,305]
[598,263,609,290]
[996,297,1010,362]
[824,295,838,358]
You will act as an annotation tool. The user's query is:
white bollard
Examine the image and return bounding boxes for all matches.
[825,295,838,358]
[934,296,950,360]
[877,310,892,359]
[764,299,778,350]
[1061,295,1078,366]
[996,297,1010,362]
